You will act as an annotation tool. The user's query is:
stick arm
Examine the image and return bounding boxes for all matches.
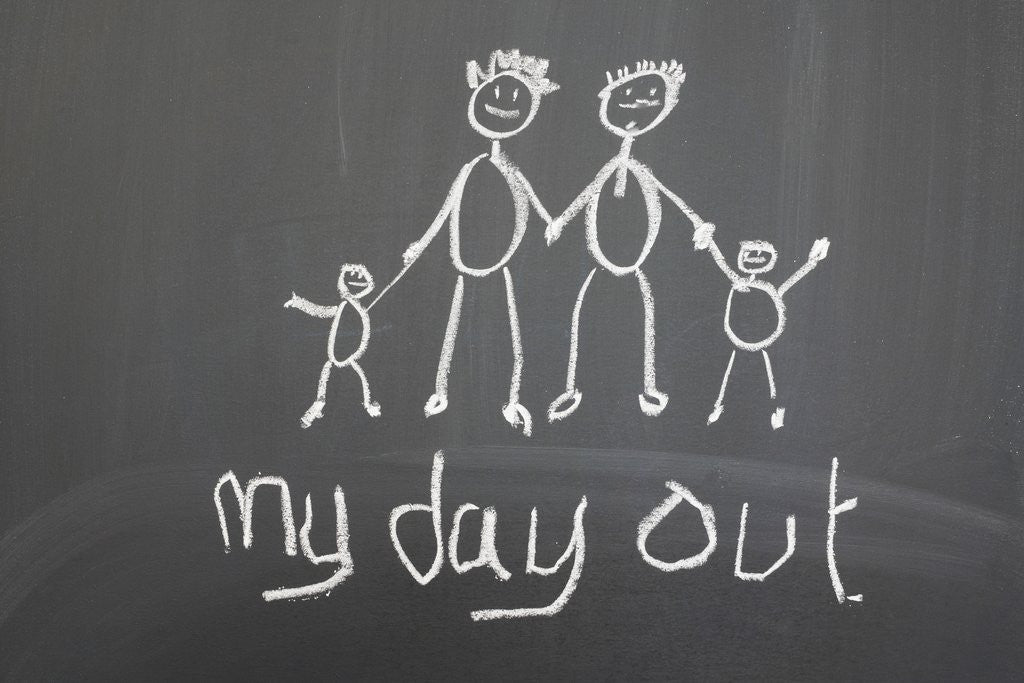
[704,237,744,285]
[652,176,708,231]
[779,238,830,296]
[283,293,338,318]
[514,170,552,223]
[401,157,481,267]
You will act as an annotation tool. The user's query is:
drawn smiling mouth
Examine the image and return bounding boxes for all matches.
[618,99,662,109]
[485,104,521,119]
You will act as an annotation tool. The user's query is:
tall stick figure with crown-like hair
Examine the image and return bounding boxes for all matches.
[545,60,715,421]
[367,49,559,436]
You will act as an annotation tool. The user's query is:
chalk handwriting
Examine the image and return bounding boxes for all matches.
[388,451,588,619]
[214,455,862,614]
[634,460,861,601]
[214,471,354,601]
[637,480,718,571]
[828,457,863,603]
[734,503,796,581]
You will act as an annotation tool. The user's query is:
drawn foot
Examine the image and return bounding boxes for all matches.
[424,393,448,417]
[301,400,325,428]
[771,407,786,430]
[547,388,582,422]
[639,389,669,417]
[502,402,533,437]
[707,404,724,425]
[365,401,381,418]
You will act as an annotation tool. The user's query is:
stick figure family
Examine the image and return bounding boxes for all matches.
[285,49,830,435]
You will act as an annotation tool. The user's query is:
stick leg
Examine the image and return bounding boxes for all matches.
[350,360,380,417]
[426,275,464,417]
[636,268,668,416]
[301,361,333,428]
[547,268,597,422]
[764,350,785,429]
[707,350,736,425]
[501,267,532,436]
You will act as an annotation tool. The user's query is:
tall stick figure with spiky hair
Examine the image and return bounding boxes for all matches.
[545,59,714,421]
[367,49,559,437]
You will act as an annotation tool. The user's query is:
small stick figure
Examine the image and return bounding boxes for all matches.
[284,263,381,427]
[695,226,830,429]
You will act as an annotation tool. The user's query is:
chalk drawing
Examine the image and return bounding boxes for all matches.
[284,263,380,427]
[367,50,558,436]
[698,230,830,429]
[545,60,713,421]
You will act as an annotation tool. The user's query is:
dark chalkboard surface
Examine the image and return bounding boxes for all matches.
[2,1,1023,679]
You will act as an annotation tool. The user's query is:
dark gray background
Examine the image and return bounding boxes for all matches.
[1,1,1022,679]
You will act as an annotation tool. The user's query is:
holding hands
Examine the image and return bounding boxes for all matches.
[693,222,716,251]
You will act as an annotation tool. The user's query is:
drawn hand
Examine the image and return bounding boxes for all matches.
[283,292,298,308]
[402,242,422,266]
[693,222,715,250]
[809,237,830,263]
[545,218,565,246]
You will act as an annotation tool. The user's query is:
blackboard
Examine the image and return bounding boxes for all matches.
[2,1,1023,679]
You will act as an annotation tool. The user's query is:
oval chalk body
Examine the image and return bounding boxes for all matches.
[589,170,657,272]
[725,284,785,351]
[330,302,368,365]
[450,160,525,276]
[585,163,661,276]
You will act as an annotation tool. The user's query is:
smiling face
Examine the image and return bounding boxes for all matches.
[600,71,680,138]
[468,73,538,139]
[337,264,375,299]
[737,241,779,275]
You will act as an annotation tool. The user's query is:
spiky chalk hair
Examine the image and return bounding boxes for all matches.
[466,49,560,95]
[605,59,686,91]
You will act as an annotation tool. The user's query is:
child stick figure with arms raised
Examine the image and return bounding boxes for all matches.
[368,49,559,437]
[545,60,713,421]
[284,263,380,428]
[694,225,830,429]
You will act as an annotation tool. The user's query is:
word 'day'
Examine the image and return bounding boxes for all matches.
[389,451,588,620]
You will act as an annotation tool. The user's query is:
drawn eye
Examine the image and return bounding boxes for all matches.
[626,87,632,96]
[513,87,519,102]
[494,85,500,99]
[650,87,657,96]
